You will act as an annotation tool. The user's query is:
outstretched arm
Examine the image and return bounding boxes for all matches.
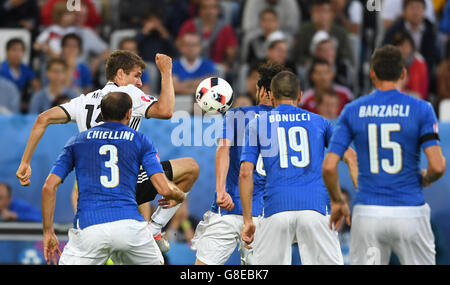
[16,107,70,186]
[146,53,174,120]
[215,139,234,211]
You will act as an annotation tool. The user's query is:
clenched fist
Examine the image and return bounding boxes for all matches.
[155,53,172,76]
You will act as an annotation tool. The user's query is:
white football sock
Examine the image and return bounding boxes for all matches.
[150,192,189,236]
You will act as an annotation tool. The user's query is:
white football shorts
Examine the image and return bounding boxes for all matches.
[59,219,164,265]
[252,210,344,265]
[350,203,435,265]
[191,211,261,265]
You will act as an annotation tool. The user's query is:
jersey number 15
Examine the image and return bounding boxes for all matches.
[368,123,402,174]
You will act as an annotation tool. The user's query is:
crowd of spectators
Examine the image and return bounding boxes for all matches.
[0,0,450,120]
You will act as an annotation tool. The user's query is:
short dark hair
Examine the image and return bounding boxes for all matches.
[257,62,286,94]
[105,50,146,81]
[61,33,82,51]
[404,0,426,9]
[46,58,67,71]
[270,71,301,100]
[100,92,133,121]
[6,38,25,51]
[259,7,278,19]
[370,45,404,81]
[310,57,331,73]
[312,0,331,7]
[391,31,416,50]
[315,88,338,105]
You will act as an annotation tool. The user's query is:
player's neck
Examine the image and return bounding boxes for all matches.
[375,81,401,92]
[274,99,295,108]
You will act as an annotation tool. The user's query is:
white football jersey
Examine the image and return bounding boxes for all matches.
[60,82,158,132]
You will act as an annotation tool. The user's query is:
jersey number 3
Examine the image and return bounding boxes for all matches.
[99,145,119,188]
[368,123,402,174]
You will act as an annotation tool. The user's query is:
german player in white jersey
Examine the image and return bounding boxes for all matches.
[16,51,200,252]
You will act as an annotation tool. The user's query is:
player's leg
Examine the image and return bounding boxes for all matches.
[390,204,436,265]
[150,158,200,235]
[349,206,392,265]
[59,226,111,265]
[253,212,293,265]
[109,220,164,265]
[294,210,343,265]
[192,211,241,265]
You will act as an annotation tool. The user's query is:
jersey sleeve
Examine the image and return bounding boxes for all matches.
[125,85,158,119]
[419,102,440,149]
[328,105,353,157]
[140,134,164,177]
[59,95,83,122]
[50,136,76,182]
[240,117,260,166]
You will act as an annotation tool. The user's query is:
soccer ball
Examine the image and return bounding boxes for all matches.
[196,77,233,114]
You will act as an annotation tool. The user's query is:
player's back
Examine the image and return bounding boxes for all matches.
[251,104,333,217]
[331,89,439,206]
[66,122,153,229]
[212,104,273,216]
[60,83,157,132]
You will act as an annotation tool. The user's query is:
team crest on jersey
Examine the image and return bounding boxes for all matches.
[141,94,154,102]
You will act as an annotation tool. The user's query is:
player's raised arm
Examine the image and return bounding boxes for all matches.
[16,106,70,186]
[146,53,174,120]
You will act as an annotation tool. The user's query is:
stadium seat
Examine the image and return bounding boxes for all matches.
[439,99,450,122]
[109,29,137,51]
[0,29,31,64]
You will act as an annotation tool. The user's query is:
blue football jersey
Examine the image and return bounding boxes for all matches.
[328,89,440,206]
[241,104,333,217]
[211,104,273,216]
[51,122,164,229]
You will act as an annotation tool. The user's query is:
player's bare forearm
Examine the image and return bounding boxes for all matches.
[239,161,255,223]
[147,54,174,119]
[41,174,62,233]
[322,153,344,203]
[151,172,184,204]
[20,107,69,164]
[215,140,231,194]
[343,147,358,189]
[423,145,446,185]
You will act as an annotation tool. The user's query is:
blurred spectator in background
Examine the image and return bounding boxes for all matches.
[232,95,254,108]
[0,76,20,114]
[392,31,429,100]
[383,0,439,75]
[241,8,281,65]
[0,182,42,222]
[172,32,217,95]
[178,0,238,69]
[60,33,92,95]
[118,0,161,29]
[264,31,297,75]
[315,88,341,120]
[0,0,40,34]
[136,11,178,64]
[34,2,77,58]
[331,0,363,35]
[164,0,191,38]
[294,0,354,67]
[29,58,77,114]
[1,38,40,110]
[238,63,259,106]
[300,58,353,115]
[309,30,354,90]
[119,38,151,95]
[40,0,101,29]
[242,0,301,36]
[437,39,450,108]
[382,0,436,30]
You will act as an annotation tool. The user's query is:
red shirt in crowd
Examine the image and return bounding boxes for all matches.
[405,53,429,100]
[178,19,238,63]
[299,84,354,115]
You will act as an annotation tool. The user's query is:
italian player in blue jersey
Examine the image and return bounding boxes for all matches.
[41,92,185,265]
[239,71,358,265]
[323,45,446,265]
[192,63,285,265]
